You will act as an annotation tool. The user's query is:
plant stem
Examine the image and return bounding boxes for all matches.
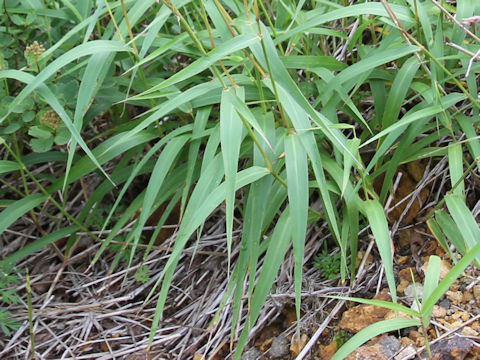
[26,268,36,359]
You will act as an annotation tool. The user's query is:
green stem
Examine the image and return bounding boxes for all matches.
[26,268,36,359]
[105,0,125,43]
[120,0,138,55]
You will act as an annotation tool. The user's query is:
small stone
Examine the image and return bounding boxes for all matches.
[404,283,424,300]
[451,311,469,321]
[463,291,474,302]
[268,336,289,359]
[461,326,478,336]
[289,334,309,357]
[472,321,480,332]
[447,321,463,329]
[449,282,460,292]
[398,255,409,265]
[473,285,480,299]
[461,312,470,321]
[438,260,452,280]
[397,278,410,294]
[409,330,425,347]
[385,309,411,320]
[378,335,401,358]
[339,289,391,333]
[432,305,447,318]
[241,347,262,360]
[400,336,415,348]
[345,344,388,360]
[398,267,417,282]
[439,298,451,309]
[345,335,399,360]
[446,290,463,304]
[429,335,472,359]
[317,341,337,360]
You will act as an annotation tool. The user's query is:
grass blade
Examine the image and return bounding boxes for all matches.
[331,318,420,360]
[234,210,293,360]
[0,160,22,175]
[220,87,245,268]
[148,162,269,346]
[0,194,46,235]
[285,133,309,322]
[131,135,190,264]
[445,194,480,260]
[362,200,396,302]
[382,56,420,129]
[448,143,464,197]
[421,255,441,325]
[422,239,480,312]
[0,226,79,266]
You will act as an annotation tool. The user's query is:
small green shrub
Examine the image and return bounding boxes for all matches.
[0,264,21,336]
[334,330,351,349]
[313,249,343,280]
[135,265,150,284]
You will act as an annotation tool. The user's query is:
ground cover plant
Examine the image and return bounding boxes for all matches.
[1,0,480,359]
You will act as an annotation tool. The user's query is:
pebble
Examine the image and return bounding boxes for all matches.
[241,347,262,360]
[268,336,290,359]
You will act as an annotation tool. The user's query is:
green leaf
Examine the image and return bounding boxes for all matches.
[28,126,51,139]
[285,132,309,321]
[131,135,190,264]
[280,55,347,71]
[54,126,71,145]
[220,87,245,267]
[435,209,466,255]
[445,194,480,261]
[275,3,413,43]
[0,226,78,266]
[29,138,54,153]
[148,162,270,347]
[382,56,420,129]
[342,138,360,196]
[0,194,46,235]
[422,239,480,313]
[448,143,464,197]
[421,255,441,325]
[331,318,420,360]
[330,296,420,318]
[0,69,116,185]
[427,218,457,262]
[0,160,22,175]
[362,200,396,302]
[234,210,293,360]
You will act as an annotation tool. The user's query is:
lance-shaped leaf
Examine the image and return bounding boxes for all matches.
[220,87,245,269]
[362,200,397,303]
[285,133,309,322]
[0,194,46,235]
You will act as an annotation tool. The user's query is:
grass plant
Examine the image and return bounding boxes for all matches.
[1,0,480,358]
